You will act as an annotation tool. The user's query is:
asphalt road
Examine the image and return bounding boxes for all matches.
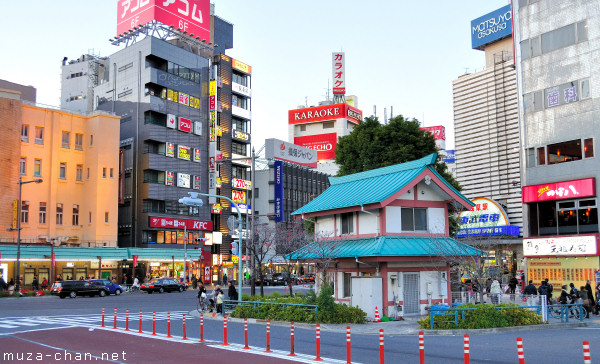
[1,289,599,363]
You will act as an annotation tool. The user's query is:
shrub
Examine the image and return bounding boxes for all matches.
[418,303,544,330]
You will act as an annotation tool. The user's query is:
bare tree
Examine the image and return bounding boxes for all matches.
[247,222,276,297]
[274,219,311,296]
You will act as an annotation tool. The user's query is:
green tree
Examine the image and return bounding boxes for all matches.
[335,115,462,234]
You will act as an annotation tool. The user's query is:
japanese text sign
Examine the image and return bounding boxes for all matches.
[522,178,596,203]
[332,52,345,95]
[149,216,212,230]
[523,235,599,257]
[265,138,317,168]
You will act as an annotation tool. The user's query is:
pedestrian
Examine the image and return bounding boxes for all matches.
[56,274,63,282]
[192,274,198,290]
[222,273,228,285]
[122,275,128,285]
[32,276,39,291]
[523,280,538,307]
[545,278,553,300]
[490,277,502,304]
[228,281,238,301]
[41,278,48,290]
[0,276,6,292]
[485,277,492,302]
[8,278,15,296]
[216,291,224,315]
[509,275,518,300]
[569,283,580,302]
[559,285,571,305]
[538,280,550,304]
[580,285,591,318]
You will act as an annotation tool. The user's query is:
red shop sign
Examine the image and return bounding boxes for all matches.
[522,178,596,203]
[294,133,337,161]
[149,216,213,231]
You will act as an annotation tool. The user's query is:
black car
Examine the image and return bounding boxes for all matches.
[54,280,109,299]
[88,279,124,295]
[141,278,186,294]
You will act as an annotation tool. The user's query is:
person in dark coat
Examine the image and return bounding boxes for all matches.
[32,276,39,291]
[228,281,238,301]
[509,276,518,300]
[0,276,7,291]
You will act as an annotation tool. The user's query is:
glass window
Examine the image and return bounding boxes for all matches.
[56,204,63,225]
[87,168,90,179]
[341,212,354,235]
[537,147,546,165]
[89,211,92,223]
[577,21,588,42]
[232,94,247,109]
[533,91,543,111]
[541,24,576,54]
[584,138,594,158]
[75,133,83,150]
[59,162,67,179]
[232,141,247,155]
[72,205,79,226]
[581,79,590,99]
[35,127,44,144]
[531,36,541,57]
[76,164,83,181]
[34,159,41,177]
[21,124,29,142]
[103,167,107,178]
[414,208,427,231]
[520,39,530,60]
[323,121,335,129]
[21,201,29,224]
[20,157,26,175]
[39,202,46,224]
[401,208,414,231]
[537,201,557,236]
[401,208,427,231]
[110,168,114,178]
[526,148,536,168]
[105,212,109,223]
[343,273,351,297]
[90,135,94,146]
[547,139,582,165]
[61,131,70,148]
[558,205,578,235]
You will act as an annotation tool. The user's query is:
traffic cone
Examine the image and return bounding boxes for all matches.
[374,306,381,322]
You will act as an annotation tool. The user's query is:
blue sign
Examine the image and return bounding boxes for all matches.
[274,160,284,222]
[442,150,455,164]
[471,5,512,50]
[457,225,520,238]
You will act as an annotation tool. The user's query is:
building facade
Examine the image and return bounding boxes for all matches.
[60,54,108,114]
[515,0,600,289]
[452,5,523,277]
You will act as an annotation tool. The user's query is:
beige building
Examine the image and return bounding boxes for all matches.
[0,89,120,247]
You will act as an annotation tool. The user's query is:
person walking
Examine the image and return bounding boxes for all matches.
[580,285,591,318]
[0,276,7,292]
[222,273,228,286]
[32,276,39,291]
[538,280,550,304]
[545,278,554,301]
[485,277,493,303]
[41,278,48,290]
[227,281,238,301]
[523,280,538,308]
[490,277,502,304]
[509,275,518,301]
[191,274,198,290]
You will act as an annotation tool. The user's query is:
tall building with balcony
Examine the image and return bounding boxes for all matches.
[0,87,120,247]
[514,0,600,289]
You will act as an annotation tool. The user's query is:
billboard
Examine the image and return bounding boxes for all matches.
[332,52,345,95]
[265,138,318,168]
[274,160,284,222]
[167,113,176,129]
[442,149,455,164]
[523,235,599,257]
[178,145,191,160]
[289,103,362,125]
[232,59,252,74]
[179,117,191,133]
[177,173,191,188]
[522,178,596,203]
[117,0,211,42]
[295,133,337,161]
[471,4,512,50]
[149,216,212,231]
[457,197,520,237]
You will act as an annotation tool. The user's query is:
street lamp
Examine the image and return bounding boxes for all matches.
[178,192,204,284]
[199,192,243,304]
[16,176,43,292]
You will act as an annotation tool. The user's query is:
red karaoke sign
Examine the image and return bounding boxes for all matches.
[294,133,338,160]
[149,216,213,231]
[117,0,211,41]
[522,178,596,203]
[288,104,362,125]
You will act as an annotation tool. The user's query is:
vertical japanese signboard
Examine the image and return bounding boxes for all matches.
[332,52,345,95]
[274,160,284,222]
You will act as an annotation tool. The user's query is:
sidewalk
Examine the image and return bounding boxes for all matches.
[189,309,600,336]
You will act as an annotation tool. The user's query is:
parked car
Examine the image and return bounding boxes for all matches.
[53,280,109,299]
[255,274,273,286]
[272,272,296,286]
[300,273,315,284]
[141,278,186,294]
[88,279,124,295]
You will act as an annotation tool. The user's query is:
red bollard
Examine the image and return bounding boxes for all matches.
[243,318,250,349]
[167,312,172,338]
[182,313,187,340]
[101,307,105,327]
[379,329,384,364]
[113,307,117,329]
[152,312,156,336]
[315,323,323,361]
[288,321,296,357]
[198,314,205,343]
[463,334,470,364]
[138,310,142,333]
[346,326,351,364]
[583,341,592,364]
[265,320,272,353]
[125,308,129,331]
[516,337,525,364]
[419,331,425,364]
[222,315,229,346]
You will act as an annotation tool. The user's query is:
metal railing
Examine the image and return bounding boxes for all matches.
[223,299,318,316]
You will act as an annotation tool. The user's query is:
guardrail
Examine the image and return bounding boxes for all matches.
[429,303,585,329]
[223,299,318,316]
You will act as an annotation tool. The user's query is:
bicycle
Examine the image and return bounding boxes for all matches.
[197,293,213,314]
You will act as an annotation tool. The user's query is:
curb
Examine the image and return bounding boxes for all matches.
[422,322,591,335]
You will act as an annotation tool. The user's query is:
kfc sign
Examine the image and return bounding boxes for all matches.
[332,52,345,95]
[117,0,211,42]
[289,104,362,125]
[179,117,192,133]
[523,178,596,203]
[294,133,337,160]
[149,216,213,231]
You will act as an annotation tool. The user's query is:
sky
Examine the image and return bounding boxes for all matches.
[0,0,510,151]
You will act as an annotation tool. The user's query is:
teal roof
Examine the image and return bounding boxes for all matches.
[287,236,481,260]
[292,153,471,215]
[0,245,201,260]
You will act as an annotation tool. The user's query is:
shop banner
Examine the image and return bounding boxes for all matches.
[133,255,138,267]
[294,133,338,160]
[522,178,596,203]
[274,160,284,222]
[523,234,599,256]
[52,252,55,267]
[149,216,213,231]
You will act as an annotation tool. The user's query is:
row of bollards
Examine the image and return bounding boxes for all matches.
[101,308,594,363]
